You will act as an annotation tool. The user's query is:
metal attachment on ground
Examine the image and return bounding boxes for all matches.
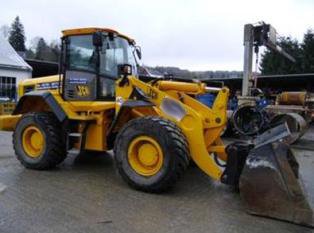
[269,113,308,144]
[221,142,253,187]
[231,104,269,136]
[239,124,314,228]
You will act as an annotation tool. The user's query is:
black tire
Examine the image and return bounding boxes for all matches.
[114,116,190,193]
[13,112,66,170]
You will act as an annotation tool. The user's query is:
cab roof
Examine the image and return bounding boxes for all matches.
[62,27,135,44]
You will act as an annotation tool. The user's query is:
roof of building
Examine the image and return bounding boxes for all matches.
[258,73,314,79]
[0,36,32,72]
[205,73,314,92]
[208,73,314,81]
[25,59,58,78]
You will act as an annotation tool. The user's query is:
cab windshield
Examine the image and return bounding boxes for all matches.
[67,34,137,78]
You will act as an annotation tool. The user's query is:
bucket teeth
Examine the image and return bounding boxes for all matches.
[240,142,314,227]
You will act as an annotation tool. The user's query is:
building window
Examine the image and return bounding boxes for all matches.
[0,77,17,101]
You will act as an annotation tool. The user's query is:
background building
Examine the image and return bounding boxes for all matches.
[0,35,32,101]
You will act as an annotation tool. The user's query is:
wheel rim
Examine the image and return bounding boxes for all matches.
[128,136,164,176]
[22,126,45,158]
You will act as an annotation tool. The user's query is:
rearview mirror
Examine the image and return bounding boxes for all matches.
[93,32,103,47]
[135,46,142,60]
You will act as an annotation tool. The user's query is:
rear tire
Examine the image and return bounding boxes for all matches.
[114,116,190,193]
[13,112,66,170]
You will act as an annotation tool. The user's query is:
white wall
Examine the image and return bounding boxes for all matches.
[0,68,32,84]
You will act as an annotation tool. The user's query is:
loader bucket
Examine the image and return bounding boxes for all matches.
[239,125,314,227]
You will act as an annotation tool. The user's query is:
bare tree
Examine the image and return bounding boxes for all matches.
[0,25,10,40]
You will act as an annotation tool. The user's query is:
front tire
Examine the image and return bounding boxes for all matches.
[13,112,66,170]
[114,116,190,193]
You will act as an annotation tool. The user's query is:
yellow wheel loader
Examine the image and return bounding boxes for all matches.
[0,27,313,227]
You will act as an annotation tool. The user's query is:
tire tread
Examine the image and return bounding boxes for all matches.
[114,116,190,193]
[13,112,66,170]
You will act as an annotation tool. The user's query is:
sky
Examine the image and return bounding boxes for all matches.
[0,0,313,71]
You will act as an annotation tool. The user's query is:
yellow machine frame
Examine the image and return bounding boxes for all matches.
[0,27,229,183]
[0,74,229,181]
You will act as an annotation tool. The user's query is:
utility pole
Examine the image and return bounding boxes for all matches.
[242,24,254,97]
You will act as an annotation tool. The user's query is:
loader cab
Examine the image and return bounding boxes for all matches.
[60,28,139,101]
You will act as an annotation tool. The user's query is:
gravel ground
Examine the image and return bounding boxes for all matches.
[0,131,313,233]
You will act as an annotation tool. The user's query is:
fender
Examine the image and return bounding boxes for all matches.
[108,99,154,135]
[13,91,67,122]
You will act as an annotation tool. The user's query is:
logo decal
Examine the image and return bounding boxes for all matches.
[76,85,90,97]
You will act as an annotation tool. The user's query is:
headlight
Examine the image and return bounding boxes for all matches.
[160,98,186,121]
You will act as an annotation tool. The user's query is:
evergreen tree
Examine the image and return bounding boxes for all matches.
[8,16,26,52]
[260,37,301,75]
[35,37,50,60]
[301,29,314,73]
[48,41,61,62]
[27,37,60,62]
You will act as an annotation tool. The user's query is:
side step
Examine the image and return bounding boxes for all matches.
[67,132,84,155]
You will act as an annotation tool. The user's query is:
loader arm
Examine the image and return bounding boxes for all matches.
[115,76,229,180]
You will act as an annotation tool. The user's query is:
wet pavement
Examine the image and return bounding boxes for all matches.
[0,131,313,233]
